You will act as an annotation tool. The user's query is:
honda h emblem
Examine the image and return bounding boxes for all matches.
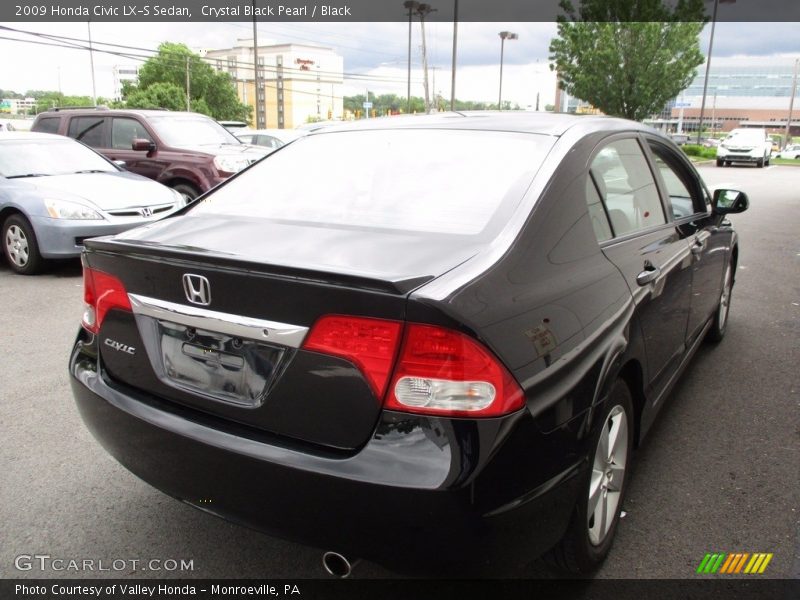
[141,207,153,218]
[183,274,211,306]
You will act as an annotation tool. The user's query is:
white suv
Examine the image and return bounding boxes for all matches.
[716,128,772,168]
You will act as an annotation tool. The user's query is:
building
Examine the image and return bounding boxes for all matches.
[113,65,140,101]
[203,40,344,129]
[650,58,799,136]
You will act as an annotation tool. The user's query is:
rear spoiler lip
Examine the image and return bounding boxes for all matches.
[83,237,436,295]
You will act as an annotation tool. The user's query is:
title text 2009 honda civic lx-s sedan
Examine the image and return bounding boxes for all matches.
[69,113,748,576]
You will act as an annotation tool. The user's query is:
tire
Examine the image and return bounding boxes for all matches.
[547,379,634,575]
[706,260,733,343]
[172,183,201,202]
[764,155,770,166]
[3,213,44,275]
[716,159,723,167]
[756,157,764,168]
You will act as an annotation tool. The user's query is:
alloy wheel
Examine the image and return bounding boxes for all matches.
[718,264,732,332]
[5,224,29,268]
[588,405,629,546]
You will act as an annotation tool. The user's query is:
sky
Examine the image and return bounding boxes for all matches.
[1,21,799,109]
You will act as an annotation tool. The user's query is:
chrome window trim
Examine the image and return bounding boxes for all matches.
[128,294,309,348]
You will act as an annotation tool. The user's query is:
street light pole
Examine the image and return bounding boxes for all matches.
[403,1,419,113]
[498,31,518,111]
[785,58,799,150]
[450,0,458,111]
[697,0,735,144]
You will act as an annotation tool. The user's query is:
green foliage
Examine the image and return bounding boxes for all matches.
[124,42,250,121]
[0,89,24,99]
[681,144,716,159]
[31,92,105,114]
[342,93,518,116]
[125,82,186,111]
[549,0,706,121]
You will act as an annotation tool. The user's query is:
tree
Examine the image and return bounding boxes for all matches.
[549,0,706,121]
[125,42,250,121]
[125,82,185,112]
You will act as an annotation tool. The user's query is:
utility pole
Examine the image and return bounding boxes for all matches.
[417,3,435,113]
[784,58,798,150]
[87,22,97,106]
[185,56,191,111]
[252,0,264,128]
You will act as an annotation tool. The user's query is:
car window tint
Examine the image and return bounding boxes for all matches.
[647,143,707,219]
[111,118,151,150]
[34,117,60,134]
[590,139,665,237]
[67,117,104,147]
[585,175,613,243]
[191,129,553,238]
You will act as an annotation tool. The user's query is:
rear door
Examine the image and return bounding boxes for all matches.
[590,136,694,401]
[66,115,107,149]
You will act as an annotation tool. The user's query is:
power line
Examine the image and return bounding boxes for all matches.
[0,25,420,85]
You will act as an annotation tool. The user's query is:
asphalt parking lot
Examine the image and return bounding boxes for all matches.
[0,164,798,580]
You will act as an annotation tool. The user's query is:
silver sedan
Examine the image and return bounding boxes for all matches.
[1,132,186,274]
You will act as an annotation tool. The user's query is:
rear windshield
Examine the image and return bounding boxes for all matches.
[190,129,553,237]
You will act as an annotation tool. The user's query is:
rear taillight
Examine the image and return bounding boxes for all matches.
[302,315,403,398]
[303,315,524,418]
[385,323,525,417]
[82,266,132,334]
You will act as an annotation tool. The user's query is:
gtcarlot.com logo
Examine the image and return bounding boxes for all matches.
[14,554,195,573]
[696,552,773,575]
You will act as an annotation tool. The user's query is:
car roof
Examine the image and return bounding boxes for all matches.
[36,108,213,119]
[307,111,652,137]
[238,129,302,137]
[0,131,72,142]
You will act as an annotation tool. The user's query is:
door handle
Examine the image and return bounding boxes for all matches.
[691,238,706,256]
[636,265,661,286]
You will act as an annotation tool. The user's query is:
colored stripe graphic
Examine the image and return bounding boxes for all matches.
[700,552,772,574]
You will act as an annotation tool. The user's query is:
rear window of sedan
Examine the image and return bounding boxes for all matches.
[190,129,554,237]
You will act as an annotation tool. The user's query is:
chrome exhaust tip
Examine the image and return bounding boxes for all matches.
[322,551,357,578]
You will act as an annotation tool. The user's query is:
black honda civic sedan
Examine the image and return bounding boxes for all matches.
[69,112,748,576]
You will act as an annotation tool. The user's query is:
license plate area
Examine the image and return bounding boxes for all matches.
[155,320,286,407]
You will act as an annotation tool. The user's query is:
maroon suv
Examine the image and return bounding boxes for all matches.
[32,108,268,200]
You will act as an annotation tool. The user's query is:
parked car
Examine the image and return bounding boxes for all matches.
[0,120,17,132]
[774,143,800,159]
[1,132,185,275]
[69,113,748,575]
[32,108,269,200]
[235,128,303,151]
[716,128,772,167]
[669,132,689,145]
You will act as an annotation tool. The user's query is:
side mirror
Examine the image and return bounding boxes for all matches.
[713,189,749,215]
[132,138,155,152]
[112,160,127,169]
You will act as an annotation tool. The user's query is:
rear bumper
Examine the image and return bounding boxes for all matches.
[69,338,582,574]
